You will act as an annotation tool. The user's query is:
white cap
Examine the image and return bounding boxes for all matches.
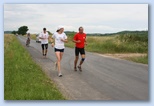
[57,25,64,30]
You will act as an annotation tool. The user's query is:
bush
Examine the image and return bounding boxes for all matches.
[116,31,148,42]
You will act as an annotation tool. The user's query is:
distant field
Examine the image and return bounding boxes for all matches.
[21,31,148,64]
[24,34,36,40]
[65,32,148,64]
[66,35,148,53]
[4,34,65,100]
[124,55,148,64]
[24,34,53,43]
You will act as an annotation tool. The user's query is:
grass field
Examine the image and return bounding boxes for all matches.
[24,34,53,43]
[4,34,65,100]
[22,31,148,64]
[65,32,148,64]
[65,35,148,53]
[24,34,36,39]
[124,54,148,64]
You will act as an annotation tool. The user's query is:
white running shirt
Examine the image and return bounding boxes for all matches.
[52,32,67,49]
[39,32,49,44]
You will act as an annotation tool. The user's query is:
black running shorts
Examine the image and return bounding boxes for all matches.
[41,44,48,50]
[54,48,64,52]
[75,47,85,56]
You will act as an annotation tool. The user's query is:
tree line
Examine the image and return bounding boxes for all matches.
[11,26,53,36]
[12,26,29,35]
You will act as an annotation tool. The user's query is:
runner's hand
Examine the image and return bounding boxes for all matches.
[61,39,64,42]
[77,40,81,43]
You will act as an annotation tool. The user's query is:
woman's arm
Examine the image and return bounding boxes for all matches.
[61,39,68,43]
[48,36,54,47]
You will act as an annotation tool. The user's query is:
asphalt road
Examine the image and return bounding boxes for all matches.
[18,36,149,100]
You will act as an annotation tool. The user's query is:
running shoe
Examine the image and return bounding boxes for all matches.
[78,65,82,72]
[58,72,62,77]
[74,67,77,71]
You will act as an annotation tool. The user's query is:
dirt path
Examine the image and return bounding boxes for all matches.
[104,53,147,58]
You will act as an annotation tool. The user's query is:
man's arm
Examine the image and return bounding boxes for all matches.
[39,33,44,39]
[72,34,80,43]
[73,39,81,43]
[84,38,87,45]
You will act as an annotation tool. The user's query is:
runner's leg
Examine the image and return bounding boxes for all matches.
[74,47,79,71]
[79,48,85,66]
[79,54,85,66]
[41,44,45,56]
[74,56,79,68]
[45,44,48,57]
[78,48,85,71]
[60,50,64,61]
[55,51,61,73]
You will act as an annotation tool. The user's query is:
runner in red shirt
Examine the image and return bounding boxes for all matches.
[73,27,87,72]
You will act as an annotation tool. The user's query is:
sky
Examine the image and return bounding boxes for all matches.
[4,4,148,34]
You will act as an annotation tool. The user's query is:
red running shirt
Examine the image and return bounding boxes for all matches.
[73,33,86,48]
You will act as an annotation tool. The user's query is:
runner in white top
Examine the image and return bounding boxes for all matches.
[52,32,67,49]
[39,28,52,58]
[51,26,68,77]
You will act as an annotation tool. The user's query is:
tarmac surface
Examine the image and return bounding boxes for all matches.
[18,36,149,100]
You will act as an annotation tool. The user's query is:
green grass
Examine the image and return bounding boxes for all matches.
[4,34,65,100]
[30,34,36,39]
[124,55,148,64]
[65,33,148,64]
[24,34,53,43]
[24,34,36,39]
[65,35,148,53]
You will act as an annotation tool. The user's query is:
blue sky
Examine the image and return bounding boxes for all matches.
[4,4,148,34]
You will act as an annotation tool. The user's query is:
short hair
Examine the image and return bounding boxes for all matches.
[43,28,46,30]
[79,26,83,31]
[56,29,60,32]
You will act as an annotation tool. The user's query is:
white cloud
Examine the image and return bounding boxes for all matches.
[4,4,148,34]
